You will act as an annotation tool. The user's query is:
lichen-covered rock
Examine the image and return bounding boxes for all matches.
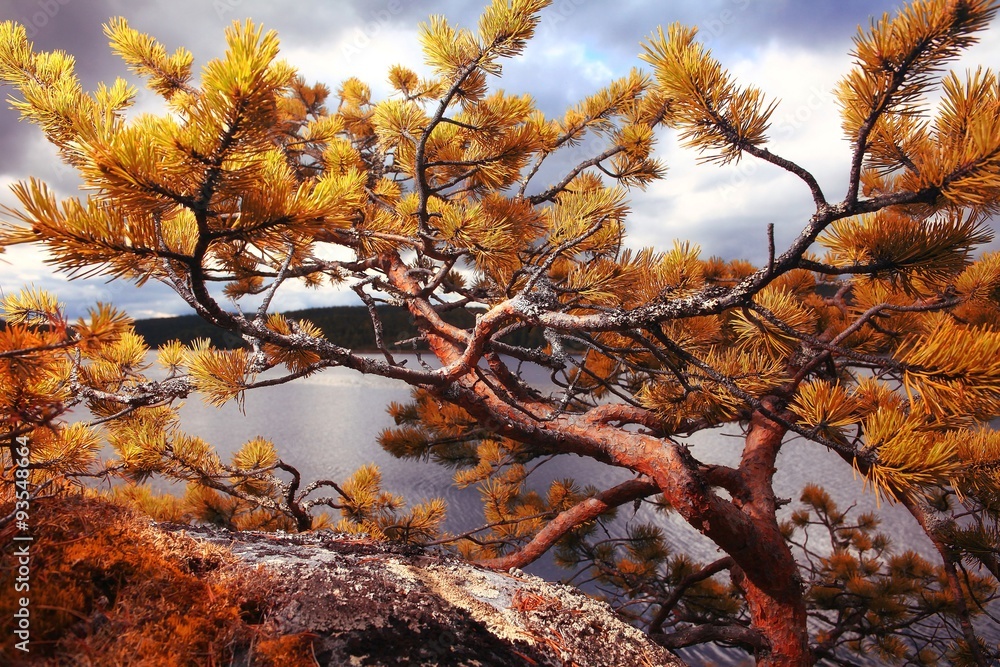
[172,524,687,667]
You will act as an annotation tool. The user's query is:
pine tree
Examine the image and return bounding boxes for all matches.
[2,1,1000,664]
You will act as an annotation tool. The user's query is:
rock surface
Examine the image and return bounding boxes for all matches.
[168,523,688,667]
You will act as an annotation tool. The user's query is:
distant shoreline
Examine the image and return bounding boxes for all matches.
[130,304,544,351]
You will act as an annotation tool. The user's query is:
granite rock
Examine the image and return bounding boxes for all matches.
[165,523,687,667]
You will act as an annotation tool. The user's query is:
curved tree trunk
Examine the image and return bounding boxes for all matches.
[731,540,811,666]
[726,406,811,667]
[388,259,813,664]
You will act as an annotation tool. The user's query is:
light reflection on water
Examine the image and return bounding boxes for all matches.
[174,359,933,555]
[153,356,983,666]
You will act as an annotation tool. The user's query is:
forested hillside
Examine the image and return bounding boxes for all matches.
[132,305,544,350]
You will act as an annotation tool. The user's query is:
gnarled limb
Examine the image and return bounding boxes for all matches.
[901,495,992,667]
[649,555,735,634]
[479,478,660,571]
[650,622,766,653]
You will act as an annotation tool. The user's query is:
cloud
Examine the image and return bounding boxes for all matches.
[621,40,854,262]
[1,0,997,317]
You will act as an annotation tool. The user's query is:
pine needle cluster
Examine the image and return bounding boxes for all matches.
[2,0,1000,662]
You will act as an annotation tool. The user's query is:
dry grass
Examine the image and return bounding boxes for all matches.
[0,494,316,666]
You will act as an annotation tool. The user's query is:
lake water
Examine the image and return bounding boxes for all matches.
[143,355,987,665]
[168,356,934,555]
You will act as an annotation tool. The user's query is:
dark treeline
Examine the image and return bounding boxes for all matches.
[132,305,545,351]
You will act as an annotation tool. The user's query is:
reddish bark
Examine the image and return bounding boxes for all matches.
[387,255,813,665]
[730,405,811,667]
[458,386,811,662]
[449,382,813,663]
[479,478,660,571]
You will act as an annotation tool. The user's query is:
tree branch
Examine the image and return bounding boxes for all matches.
[648,556,736,633]
[900,495,991,667]
[479,478,660,571]
[650,622,767,652]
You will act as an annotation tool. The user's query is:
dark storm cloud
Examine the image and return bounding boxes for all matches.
[0,0,956,150]
[0,0,994,317]
[0,0,483,180]
[1,1,120,187]
[0,0,913,180]
[511,0,908,68]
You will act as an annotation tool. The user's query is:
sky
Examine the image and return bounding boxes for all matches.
[0,0,998,319]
